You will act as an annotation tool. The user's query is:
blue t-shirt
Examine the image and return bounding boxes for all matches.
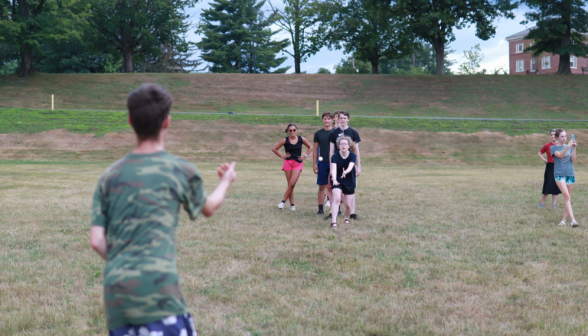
[331,152,357,185]
[551,145,575,177]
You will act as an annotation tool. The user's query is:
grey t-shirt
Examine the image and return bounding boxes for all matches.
[551,145,575,177]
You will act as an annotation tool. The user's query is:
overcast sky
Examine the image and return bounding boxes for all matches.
[185,3,534,74]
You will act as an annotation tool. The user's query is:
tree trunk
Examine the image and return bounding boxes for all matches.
[557,33,572,75]
[371,58,378,74]
[432,37,445,76]
[19,44,35,77]
[122,49,133,73]
[294,22,301,74]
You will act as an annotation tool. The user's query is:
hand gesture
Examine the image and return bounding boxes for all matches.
[572,140,578,148]
[218,162,237,184]
[341,170,347,179]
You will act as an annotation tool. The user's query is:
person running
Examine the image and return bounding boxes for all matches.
[329,136,357,228]
[272,123,313,211]
[327,111,361,221]
[538,129,560,208]
[550,128,578,227]
[89,84,237,335]
[313,112,334,215]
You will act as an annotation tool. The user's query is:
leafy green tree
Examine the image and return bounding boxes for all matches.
[457,44,484,74]
[318,0,413,74]
[378,41,455,74]
[197,0,290,73]
[334,56,372,74]
[135,43,203,73]
[396,0,516,75]
[89,0,195,73]
[521,0,588,75]
[268,0,325,73]
[316,67,331,73]
[0,0,91,76]
[35,38,120,73]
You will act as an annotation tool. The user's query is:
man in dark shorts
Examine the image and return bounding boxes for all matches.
[89,84,237,335]
[328,111,361,220]
[313,112,334,215]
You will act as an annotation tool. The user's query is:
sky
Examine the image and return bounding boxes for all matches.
[185,3,535,74]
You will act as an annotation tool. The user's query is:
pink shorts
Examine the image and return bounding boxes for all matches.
[282,159,304,171]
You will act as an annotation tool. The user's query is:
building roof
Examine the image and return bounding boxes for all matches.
[505,28,533,42]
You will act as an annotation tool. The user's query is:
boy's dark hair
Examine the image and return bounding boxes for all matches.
[337,111,350,119]
[322,112,333,119]
[332,111,340,117]
[127,84,173,141]
[554,128,565,138]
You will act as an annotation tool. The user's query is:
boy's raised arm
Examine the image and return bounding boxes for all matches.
[202,162,237,217]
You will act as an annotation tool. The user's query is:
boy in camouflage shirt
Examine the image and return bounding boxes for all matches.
[90,84,236,335]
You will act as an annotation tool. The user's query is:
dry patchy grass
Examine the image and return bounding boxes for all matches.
[2,161,588,335]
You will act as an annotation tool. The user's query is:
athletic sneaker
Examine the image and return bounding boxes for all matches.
[325,200,330,207]
[350,214,359,220]
[291,205,296,211]
[316,210,324,215]
[538,203,544,208]
[278,202,285,210]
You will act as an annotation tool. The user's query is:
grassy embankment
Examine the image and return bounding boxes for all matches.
[1,72,588,119]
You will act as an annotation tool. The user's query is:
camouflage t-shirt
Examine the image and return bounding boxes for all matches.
[91,151,207,330]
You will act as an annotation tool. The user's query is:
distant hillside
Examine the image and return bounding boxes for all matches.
[1,72,587,119]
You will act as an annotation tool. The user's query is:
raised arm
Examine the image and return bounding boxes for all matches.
[571,142,577,162]
[272,138,288,160]
[553,141,574,159]
[202,162,237,217]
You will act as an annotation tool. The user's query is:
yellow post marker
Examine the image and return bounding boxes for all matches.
[316,100,319,117]
[51,95,54,111]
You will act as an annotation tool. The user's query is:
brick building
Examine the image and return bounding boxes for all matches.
[506,28,588,75]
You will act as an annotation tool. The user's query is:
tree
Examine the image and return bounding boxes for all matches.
[268,0,325,73]
[0,0,91,76]
[379,41,455,74]
[457,44,484,74]
[89,0,195,73]
[318,0,414,74]
[396,0,516,75]
[316,67,331,73]
[197,0,290,73]
[135,43,204,73]
[521,0,588,75]
[334,56,372,74]
[36,41,121,73]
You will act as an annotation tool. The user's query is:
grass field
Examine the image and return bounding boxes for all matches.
[2,161,588,335]
[1,73,588,118]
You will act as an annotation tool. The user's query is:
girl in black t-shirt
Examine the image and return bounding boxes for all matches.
[329,136,356,228]
[271,124,313,211]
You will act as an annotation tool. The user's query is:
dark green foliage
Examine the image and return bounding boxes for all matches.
[318,0,413,74]
[268,0,326,74]
[334,56,372,74]
[36,42,120,74]
[197,0,290,73]
[522,0,588,75]
[316,67,331,74]
[396,0,517,75]
[3,107,588,137]
[89,0,195,73]
[379,41,455,75]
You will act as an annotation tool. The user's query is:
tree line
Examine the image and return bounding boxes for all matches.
[1,0,587,76]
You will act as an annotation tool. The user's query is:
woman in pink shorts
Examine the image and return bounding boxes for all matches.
[271,124,313,211]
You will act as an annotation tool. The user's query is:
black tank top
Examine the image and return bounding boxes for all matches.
[284,136,303,162]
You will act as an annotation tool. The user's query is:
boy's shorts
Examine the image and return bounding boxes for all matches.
[555,176,575,185]
[317,161,330,185]
[109,313,197,336]
[332,183,355,195]
[282,159,303,171]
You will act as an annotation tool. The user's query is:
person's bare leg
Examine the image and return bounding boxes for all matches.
[331,189,342,225]
[283,170,292,202]
[555,181,575,222]
[318,185,326,205]
[540,194,548,205]
[326,184,333,203]
[344,195,352,219]
[349,194,356,215]
[286,169,302,205]
[552,194,559,206]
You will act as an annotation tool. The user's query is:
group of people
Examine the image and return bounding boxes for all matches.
[271,111,361,228]
[538,128,579,227]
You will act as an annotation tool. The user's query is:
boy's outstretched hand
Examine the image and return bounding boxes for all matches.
[218,162,237,183]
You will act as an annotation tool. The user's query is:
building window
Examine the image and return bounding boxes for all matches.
[571,56,578,69]
[531,58,536,72]
[542,56,551,69]
[516,43,524,53]
[516,60,525,72]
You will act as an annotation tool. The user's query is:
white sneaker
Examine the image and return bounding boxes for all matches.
[325,200,330,207]
[290,205,296,211]
[278,202,285,209]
